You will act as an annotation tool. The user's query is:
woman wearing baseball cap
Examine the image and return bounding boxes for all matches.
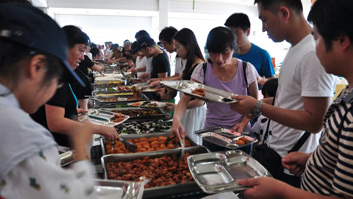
[0,4,97,198]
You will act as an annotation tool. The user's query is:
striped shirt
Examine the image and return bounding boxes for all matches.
[301,87,353,197]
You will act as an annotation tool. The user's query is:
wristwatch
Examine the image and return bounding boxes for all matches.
[251,100,263,117]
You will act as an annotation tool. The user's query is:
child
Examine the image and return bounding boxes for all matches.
[251,78,278,143]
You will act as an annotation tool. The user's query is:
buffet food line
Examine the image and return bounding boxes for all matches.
[60,64,270,199]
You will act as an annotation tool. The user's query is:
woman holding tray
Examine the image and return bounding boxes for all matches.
[172,26,258,151]
[0,4,97,198]
[172,28,207,145]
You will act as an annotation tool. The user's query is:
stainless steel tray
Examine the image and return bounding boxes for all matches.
[100,107,167,121]
[94,179,148,199]
[160,80,238,104]
[100,131,198,155]
[187,150,271,194]
[101,146,209,198]
[92,94,148,104]
[195,127,257,149]
[60,150,75,167]
[85,109,130,127]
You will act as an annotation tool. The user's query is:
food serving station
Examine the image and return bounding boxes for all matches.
[60,64,269,199]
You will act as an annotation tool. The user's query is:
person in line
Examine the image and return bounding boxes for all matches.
[128,41,146,79]
[225,13,275,87]
[230,0,336,187]
[130,30,152,80]
[172,27,258,150]
[159,28,207,144]
[133,35,171,101]
[0,4,97,198]
[106,43,125,64]
[122,39,132,57]
[158,26,185,80]
[251,78,278,143]
[31,25,119,147]
[104,41,112,58]
[234,0,353,198]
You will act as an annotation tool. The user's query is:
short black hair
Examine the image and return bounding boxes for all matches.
[254,0,303,14]
[224,13,251,32]
[159,26,178,44]
[308,0,353,51]
[62,25,90,48]
[262,78,278,97]
[206,26,237,53]
[125,54,134,61]
[135,30,150,40]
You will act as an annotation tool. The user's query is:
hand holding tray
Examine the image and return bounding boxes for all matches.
[160,80,238,104]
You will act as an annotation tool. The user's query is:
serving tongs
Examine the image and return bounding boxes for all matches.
[117,138,138,152]
[179,137,185,160]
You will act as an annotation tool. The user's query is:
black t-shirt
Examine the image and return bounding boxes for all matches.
[150,51,170,78]
[31,80,78,147]
[71,55,94,99]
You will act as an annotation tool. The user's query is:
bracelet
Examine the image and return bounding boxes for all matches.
[250,100,262,117]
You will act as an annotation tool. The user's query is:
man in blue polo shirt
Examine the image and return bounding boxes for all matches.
[225,13,275,88]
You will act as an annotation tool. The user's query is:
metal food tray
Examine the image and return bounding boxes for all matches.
[60,150,75,167]
[100,131,198,155]
[195,127,257,149]
[87,109,130,127]
[94,92,134,97]
[100,107,167,121]
[160,80,238,104]
[95,179,148,199]
[101,146,209,199]
[92,94,148,104]
[188,150,271,194]
[95,75,124,82]
[116,119,172,135]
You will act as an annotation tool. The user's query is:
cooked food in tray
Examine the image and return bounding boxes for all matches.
[127,101,167,108]
[188,150,271,193]
[101,146,209,197]
[104,135,192,154]
[117,120,172,134]
[192,88,205,96]
[105,153,193,188]
[160,80,238,104]
[195,127,257,149]
[99,96,143,102]
[111,109,161,118]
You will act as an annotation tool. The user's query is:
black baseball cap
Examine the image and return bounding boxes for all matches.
[130,35,155,54]
[0,3,85,86]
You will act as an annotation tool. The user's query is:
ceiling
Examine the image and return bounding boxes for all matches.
[31,0,255,16]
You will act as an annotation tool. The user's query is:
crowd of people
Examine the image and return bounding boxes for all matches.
[1,0,353,198]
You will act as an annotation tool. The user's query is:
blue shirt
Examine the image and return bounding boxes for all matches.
[233,43,275,78]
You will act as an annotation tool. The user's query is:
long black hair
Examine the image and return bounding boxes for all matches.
[173,28,205,80]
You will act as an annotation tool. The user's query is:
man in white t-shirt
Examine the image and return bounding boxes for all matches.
[230,0,336,187]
